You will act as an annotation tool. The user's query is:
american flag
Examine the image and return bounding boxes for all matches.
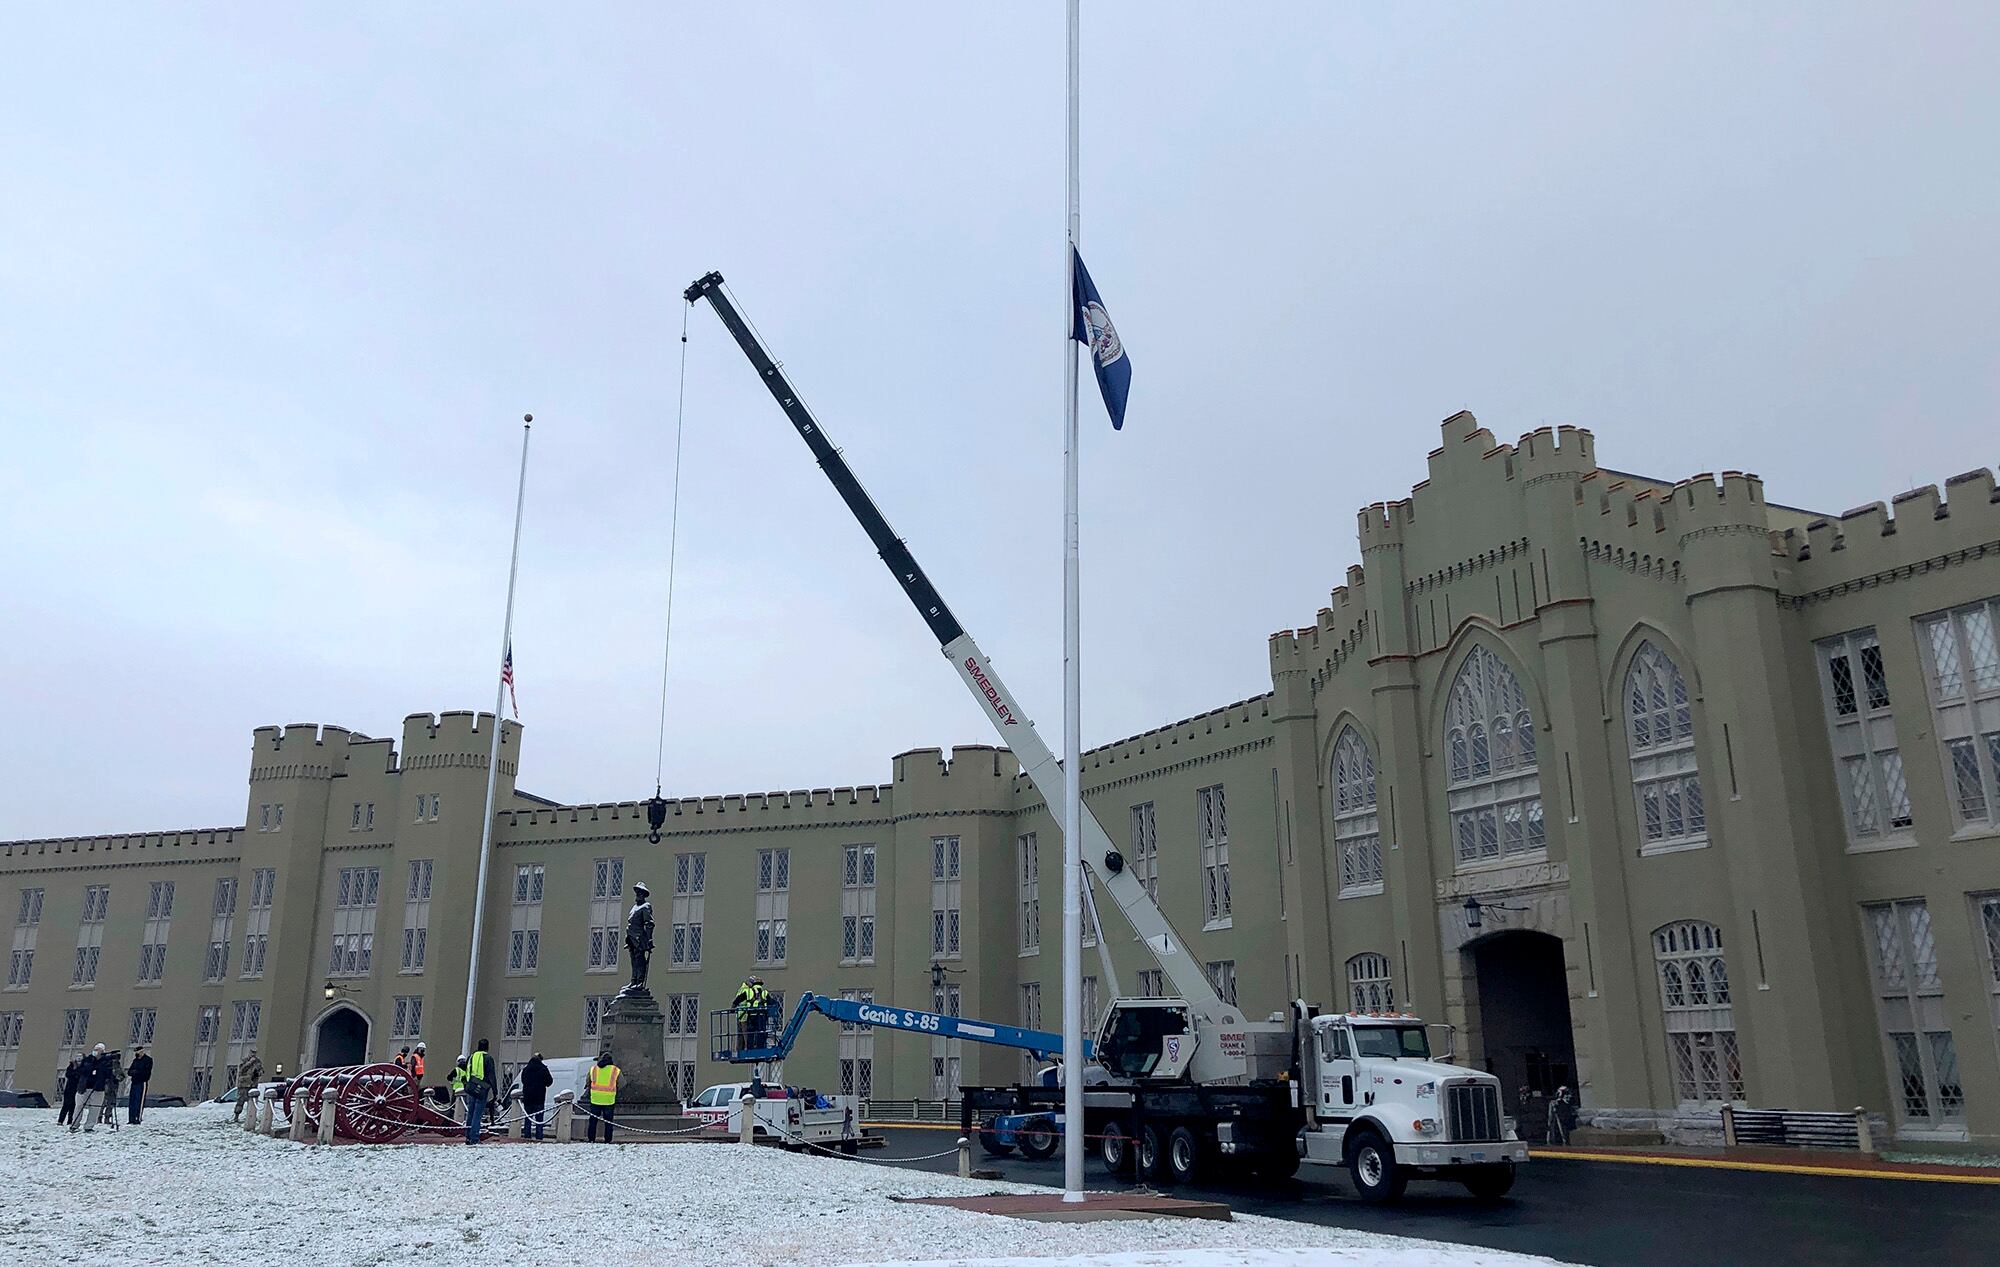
[501,641,519,718]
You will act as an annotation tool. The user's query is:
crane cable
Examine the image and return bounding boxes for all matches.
[650,303,691,833]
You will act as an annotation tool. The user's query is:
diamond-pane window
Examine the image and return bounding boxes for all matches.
[1881,752,1913,828]
[1860,644,1891,709]
[1830,655,1857,715]
[1844,757,1881,834]
[1929,1033,1964,1117]
[1966,606,2000,692]
[1907,904,1939,990]
[1870,906,1906,989]
[1949,739,1988,821]
[1925,618,1966,701]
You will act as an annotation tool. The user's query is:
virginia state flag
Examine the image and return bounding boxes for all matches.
[1071,248,1131,430]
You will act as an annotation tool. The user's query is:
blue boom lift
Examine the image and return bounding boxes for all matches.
[711,993,1093,1158]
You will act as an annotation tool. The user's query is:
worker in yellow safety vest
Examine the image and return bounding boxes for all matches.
[463,1040,499,1145]
[586,1050,621,1143]
[447,1056,469,1117]
[734,976,773,1051]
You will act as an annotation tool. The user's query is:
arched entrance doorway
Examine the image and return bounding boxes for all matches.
[312,1005,370,1068]
[1469,930,1575,1138]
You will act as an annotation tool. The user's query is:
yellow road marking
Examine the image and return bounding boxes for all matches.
[1533,1148,2000,1185]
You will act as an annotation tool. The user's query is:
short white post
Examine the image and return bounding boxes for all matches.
[507,1104,524,1140]
[289,1103,308,1142]
[958,1135,972,1179]
[739,1093,757,1146]
[555,1096,574,1144]
[259,1095,276,1136]
[242,1093,259,1133]
[317,1102,336,1145]
[1855,1107,1874,1155]
[1720,1104,1737,1148]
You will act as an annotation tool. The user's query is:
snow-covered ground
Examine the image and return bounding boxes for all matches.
[0,1106,1572,1267]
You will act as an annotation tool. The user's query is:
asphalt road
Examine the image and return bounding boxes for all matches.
[866,1127,1998,1267]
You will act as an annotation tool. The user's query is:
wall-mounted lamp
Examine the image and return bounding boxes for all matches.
[1463,895,1528,930]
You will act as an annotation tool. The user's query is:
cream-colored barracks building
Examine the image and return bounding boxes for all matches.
[6,413,1999,1147]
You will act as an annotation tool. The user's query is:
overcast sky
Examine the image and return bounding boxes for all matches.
[4,4,1997,840]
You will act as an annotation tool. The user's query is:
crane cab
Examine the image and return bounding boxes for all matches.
[1093,998,1195,1081]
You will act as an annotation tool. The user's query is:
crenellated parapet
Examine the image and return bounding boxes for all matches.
[1029,694,1273,782]
[0,826,244,869]
[1357,499,1414,552]
[1270,566,1374,695]
[1578,471,1682,584]
[1671,471,1784,598]
[1779,467,2000,606]
[400,710,521,777]
[494,780,895,842]
[249,722,364,783]
[1513,423,1597,485]
[1009,695,1275,814]
[1673,470,1770,540]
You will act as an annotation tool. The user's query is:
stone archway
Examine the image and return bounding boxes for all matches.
[312,1005,370,1068]
[1468,930,1575,1135]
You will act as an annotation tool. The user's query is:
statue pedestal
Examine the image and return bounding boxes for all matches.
[588,986,698,1141]
[601,987,673,1104]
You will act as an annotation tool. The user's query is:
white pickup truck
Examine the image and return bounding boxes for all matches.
[686,1081,860,1154]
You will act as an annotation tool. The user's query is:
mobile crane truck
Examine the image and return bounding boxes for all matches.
[684,271,1527,1203]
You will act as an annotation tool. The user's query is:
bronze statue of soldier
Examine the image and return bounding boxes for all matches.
[622,882,655,994]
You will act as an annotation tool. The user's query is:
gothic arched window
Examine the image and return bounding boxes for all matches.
[1346,952,1395,1012]
[1444,645,1543,867]
[1654,921,1742,1104]
[1331,728,1383,895]
[1627,641,1706,851]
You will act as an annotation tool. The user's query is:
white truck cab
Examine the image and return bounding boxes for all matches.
[1297,1011,1527,1201]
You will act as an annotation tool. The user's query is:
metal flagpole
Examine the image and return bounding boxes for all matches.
[1061,0,1086,1204]
[462,416,533,1060]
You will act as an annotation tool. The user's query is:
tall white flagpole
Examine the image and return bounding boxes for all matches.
[1061,0,1087,1204]
[462,416,533,1060]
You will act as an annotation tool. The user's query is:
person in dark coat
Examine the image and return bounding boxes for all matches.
[57,1059,81,1125]
[127,1047,154,1124]
[71,1044,110,1133]
[99,1050,125,1129]
[519,1052,553,1141]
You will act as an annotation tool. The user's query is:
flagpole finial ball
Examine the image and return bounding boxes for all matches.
[523,414,533,423]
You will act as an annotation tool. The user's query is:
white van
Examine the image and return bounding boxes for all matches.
[687,1081,859,1152]
[508,1057,597,1108]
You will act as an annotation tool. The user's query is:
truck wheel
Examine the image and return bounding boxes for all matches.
[1018,1118,1060,1160]
[840,1138,859,1157]
[1098,1116,1135,1176]
[1347,1129,1407,1203]
[1165,1126,1203,1185]
[1461,1162,1515,1200]
[1137,1123,1169,1183]
[979,1127,1016,1157]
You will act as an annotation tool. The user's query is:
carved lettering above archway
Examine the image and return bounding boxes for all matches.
[1434,860,1569,900]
